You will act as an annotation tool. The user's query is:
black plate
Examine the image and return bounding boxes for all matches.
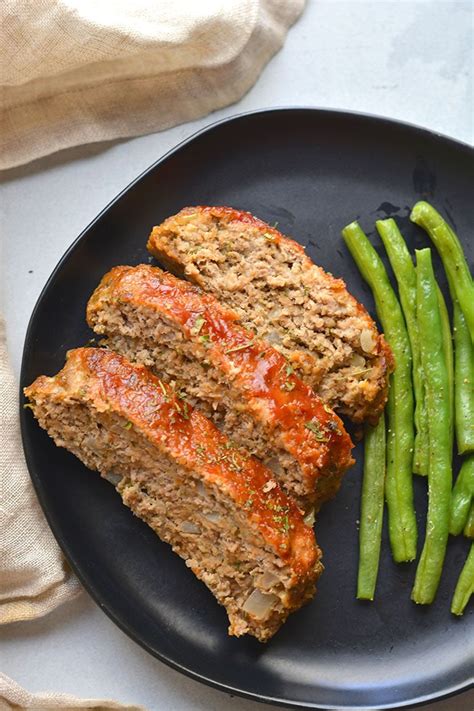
[20,109,474,710]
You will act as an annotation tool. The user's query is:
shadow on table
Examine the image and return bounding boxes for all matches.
[0,139,127,183]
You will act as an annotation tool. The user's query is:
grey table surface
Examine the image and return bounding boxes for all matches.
[1,1,473,709]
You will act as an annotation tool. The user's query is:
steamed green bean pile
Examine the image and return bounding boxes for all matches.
[342,201,473,614]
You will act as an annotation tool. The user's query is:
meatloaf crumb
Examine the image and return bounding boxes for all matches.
[147,206,394,424]
[24,348,322,641]
[87,265,354,512]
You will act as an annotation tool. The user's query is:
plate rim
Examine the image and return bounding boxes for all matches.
[20,107,474,711]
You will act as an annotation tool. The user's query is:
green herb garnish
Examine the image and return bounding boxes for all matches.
[305,420,329,441]
[230,452,243,471]
[174,398,190,419]
[157,379,167,397]
[225,340,254,354]
[273,513,290,533]
[191,314,206,336]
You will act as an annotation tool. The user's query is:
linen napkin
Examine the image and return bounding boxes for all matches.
[0,319,81,624]
[0,673,145,711]
[0,0,305,169]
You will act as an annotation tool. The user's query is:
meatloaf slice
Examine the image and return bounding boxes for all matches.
[147,206,394,424]
[24,348,322,642]
[87,265,354,513]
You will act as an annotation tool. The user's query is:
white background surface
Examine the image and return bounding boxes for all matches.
[1,1,473,709]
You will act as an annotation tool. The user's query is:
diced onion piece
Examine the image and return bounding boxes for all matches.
[83,435,102,454]
[197,482,207,497]
[304,508,316,527]
[266,330,282,345]
[360,328,375,353]
[104,471,122,486]
[203,512,220,523]
[349,353,366,368]
[268,308,282,321]
[243,589,279,619]
[258,571,280,590]
[180,521,201,534]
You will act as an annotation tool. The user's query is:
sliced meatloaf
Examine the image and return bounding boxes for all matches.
[147,206,394,424]
[24,348,322,642]
[87,265,354,512]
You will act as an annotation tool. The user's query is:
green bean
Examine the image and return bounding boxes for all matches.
[449,455,474,536]
[411,202,474,452]
[376,218,429,475]
[450,456,474,535]
[410,201,474,343]
[451,543,474,615]
[454,303,474,454]
[357,414,386,600]
[412,249,452,604]
[342,221,417,562]
[464,503,474,539]
[437,286,454,454]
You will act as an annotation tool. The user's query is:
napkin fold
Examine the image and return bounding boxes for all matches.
[0,0,305,169]
[0,674,145,711]
[0,320,81,625]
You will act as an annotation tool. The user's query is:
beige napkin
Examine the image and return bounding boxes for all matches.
[0,319,82,624]
[0,674,145,711]
[0,0,304,169]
